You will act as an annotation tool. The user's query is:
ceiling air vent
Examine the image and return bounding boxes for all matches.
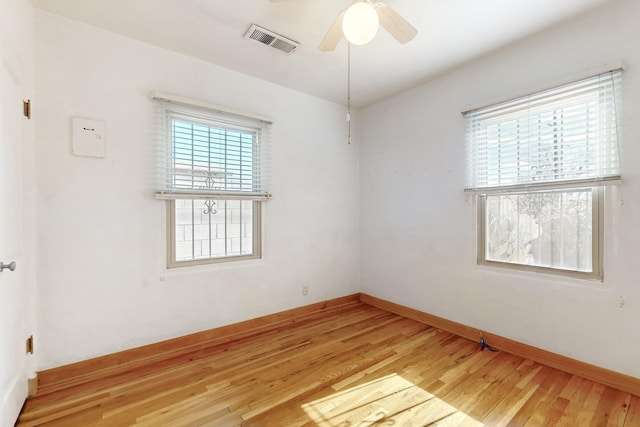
[244,24,299,54]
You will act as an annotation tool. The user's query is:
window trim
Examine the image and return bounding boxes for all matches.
[476,187,603,281]
[167,199,262,269]
[152,92,272,268]
[465,69,622,280]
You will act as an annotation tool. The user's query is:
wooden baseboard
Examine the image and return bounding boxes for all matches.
[36,294,362,396]
[28,375,38,397]
[360,293,640,398]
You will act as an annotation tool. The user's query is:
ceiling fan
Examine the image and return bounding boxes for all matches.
[270,0,418,51]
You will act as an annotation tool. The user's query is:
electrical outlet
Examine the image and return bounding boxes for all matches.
[302,286,309,296]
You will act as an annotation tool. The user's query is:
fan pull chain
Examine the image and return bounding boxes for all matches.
[347,42,351,145]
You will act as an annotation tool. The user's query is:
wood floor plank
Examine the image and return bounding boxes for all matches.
[482,380,539,426]
[575,383,607,426]
[601,388,632,427]
[17,302,638,426]
[624,395,640,426]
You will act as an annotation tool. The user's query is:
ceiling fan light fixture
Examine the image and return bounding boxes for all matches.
[342,2,379,45]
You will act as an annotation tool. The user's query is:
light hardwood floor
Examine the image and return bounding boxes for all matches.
[17,301,640,426]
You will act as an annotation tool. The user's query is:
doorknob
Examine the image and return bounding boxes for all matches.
[0,261,16,272]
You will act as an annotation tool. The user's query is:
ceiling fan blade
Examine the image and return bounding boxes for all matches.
[374,3,417,44]
[318,9,347,52]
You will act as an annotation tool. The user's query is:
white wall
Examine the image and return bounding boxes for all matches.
[360,0,640,377]
[34,11,360,369]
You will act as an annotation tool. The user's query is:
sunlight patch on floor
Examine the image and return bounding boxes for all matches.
[301,373,484,426]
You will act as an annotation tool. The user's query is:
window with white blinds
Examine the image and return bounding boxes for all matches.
[465,69,622,193]
[154,94,272,200]
[464,69,623,279]
[170,117,259,195]
[152,93,271,267]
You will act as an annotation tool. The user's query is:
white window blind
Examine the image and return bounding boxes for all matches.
[153,93,272,200]
[464,69,622,193]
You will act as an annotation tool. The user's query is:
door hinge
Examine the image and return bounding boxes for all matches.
[26,335,34,354]
[23,99,31,119]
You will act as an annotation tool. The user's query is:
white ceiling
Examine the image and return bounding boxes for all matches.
[31,0,619,107]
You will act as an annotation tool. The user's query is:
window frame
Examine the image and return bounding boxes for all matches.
[476,186,603,280]
[153,92,271,268]
[464,69,622,280]
[167,199,262,268]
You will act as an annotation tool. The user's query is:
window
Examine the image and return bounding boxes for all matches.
[479,188,600,274]
[464,69,622,279]
[154,93,271,267]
